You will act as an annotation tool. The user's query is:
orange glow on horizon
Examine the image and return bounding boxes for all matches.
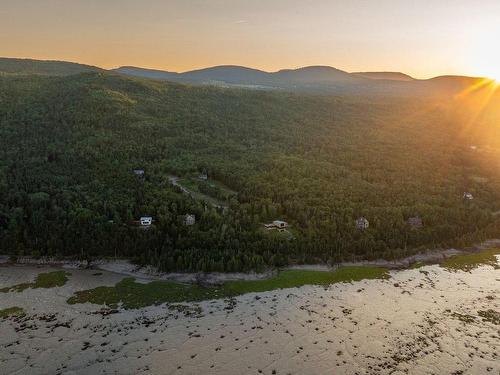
[1,0,499,80]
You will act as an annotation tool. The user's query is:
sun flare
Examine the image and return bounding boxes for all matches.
[464,26,500,81]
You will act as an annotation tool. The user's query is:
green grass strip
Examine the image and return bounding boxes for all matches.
[0,271,70,293]
[67,266,389,310]
[442,248,500,272]
[0,306,25,319]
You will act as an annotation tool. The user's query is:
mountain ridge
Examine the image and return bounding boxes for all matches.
[351,71,415,81]
[0,57,490,97]
[112,64,487,96]
[0,57,103,76]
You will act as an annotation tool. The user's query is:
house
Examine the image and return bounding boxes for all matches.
[407,216,423,229]
[198,169,208,181]
[356,217,369,230]
[140,216,153,226]
[264,220,289,230]
[133,169,145,178]
[184,214,196,226]
[463,192,474,200]
[273,220,288,229]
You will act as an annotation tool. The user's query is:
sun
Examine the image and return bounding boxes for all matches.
[463,28,500,81]
[468,56,500,82]
[482,70,500,83]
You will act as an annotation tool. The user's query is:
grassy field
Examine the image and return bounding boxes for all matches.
[0,306,25,319]
[67,278,224,309]
[442,248,500,271]
[0,271,70,293]
[67,267,389,309]
[223,267,388,295]
[177,176,236,207]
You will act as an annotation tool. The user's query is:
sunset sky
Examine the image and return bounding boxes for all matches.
[2,0,499,79]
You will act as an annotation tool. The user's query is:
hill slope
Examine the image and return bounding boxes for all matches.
[0,57,487,97]
[1,72,500,271]
[351,72,415,81]
[0,57,103,76]
[113,66,179,81]
[113,64,486,96]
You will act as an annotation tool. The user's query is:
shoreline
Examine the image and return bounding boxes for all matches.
[2,238,500,285]
[1,256,498,374]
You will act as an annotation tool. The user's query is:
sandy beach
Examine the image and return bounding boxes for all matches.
[0,260,498,375]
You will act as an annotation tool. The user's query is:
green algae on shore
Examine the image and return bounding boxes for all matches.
[0,306,25,319]
[67,266,389,309]
[442,248,500,272]
[0,270,70,293]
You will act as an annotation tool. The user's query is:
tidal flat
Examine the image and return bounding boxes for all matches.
[0,252,498,375]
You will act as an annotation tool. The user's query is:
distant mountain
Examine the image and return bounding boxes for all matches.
[414,75,485,96]
[113,65,363,91]
[426,75,482,87]
[0,57,103,76]
[116,64,454,95]
[352,72,415,81]
[180,65,271,84]
[1,57,490,97]
[274,66,357,83]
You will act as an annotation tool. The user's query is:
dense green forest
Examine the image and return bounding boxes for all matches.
[0,57,102,76]
[1,71,500,272]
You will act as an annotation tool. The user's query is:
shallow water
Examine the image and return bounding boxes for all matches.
[0,263,498,375]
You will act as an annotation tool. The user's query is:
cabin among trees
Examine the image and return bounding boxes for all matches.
[133,169,145,178]
[463,192,474,200]
[198,169,208,181]
[264,220,289,231]
[356,217,369,230]
[184,214,196,226]
[140,216,153,227]
[407,216,423,229]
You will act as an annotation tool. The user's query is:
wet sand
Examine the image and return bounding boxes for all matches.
[0,262,498,375]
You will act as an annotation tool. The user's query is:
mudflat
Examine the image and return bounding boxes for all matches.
[0,255,498,375]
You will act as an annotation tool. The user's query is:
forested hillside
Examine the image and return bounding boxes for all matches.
[0,57,103,76]
[1,71,500,272]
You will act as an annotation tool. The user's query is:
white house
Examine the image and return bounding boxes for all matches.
[356,217,369,230]
[133,169,145,177]
[140,216,153,226]
[184,214,196,226]
[264,220,289,231]
[273,220,288,229]
[463,192,474,200]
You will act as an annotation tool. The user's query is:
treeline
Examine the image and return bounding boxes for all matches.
[1,72,500,272]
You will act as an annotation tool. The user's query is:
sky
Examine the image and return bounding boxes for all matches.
[1,0,500,79]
